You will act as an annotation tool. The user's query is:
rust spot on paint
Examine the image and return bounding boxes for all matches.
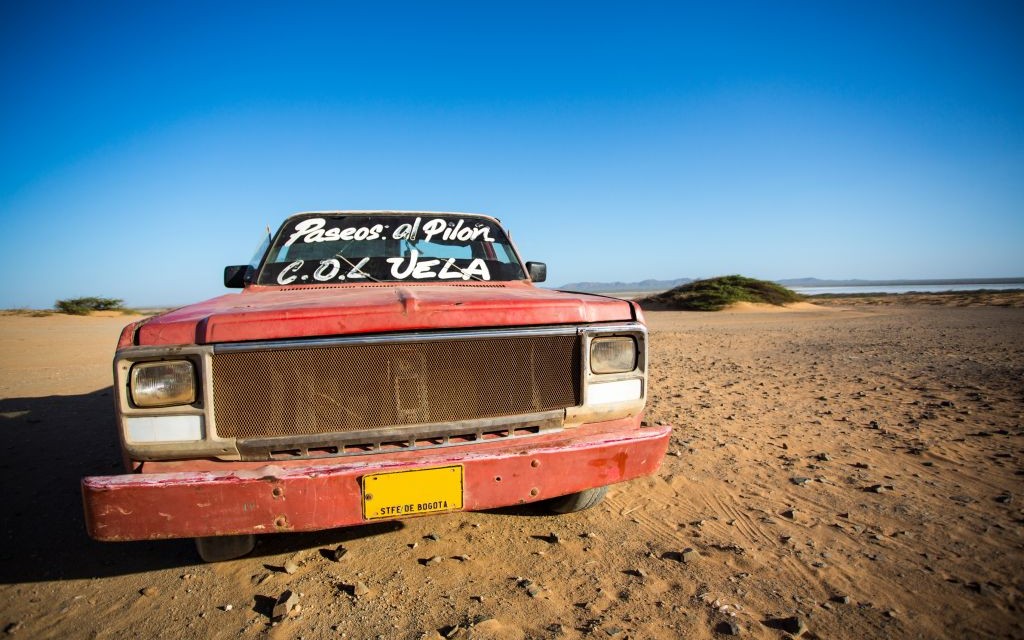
[274,516,290,529]
[614,451,627,476]
[589,452,628,478]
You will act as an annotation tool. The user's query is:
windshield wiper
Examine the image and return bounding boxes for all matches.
[332,241,381,283]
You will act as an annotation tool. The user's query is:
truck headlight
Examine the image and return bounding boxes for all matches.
[130,361,196,407]
[590,337,638,374]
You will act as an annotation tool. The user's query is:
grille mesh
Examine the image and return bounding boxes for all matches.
[211,335,580,439]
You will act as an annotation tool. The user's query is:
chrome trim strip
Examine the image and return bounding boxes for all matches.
[579,323,647,337]
[212,324,601,353]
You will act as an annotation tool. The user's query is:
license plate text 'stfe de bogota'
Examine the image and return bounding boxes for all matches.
[361,465,464,520]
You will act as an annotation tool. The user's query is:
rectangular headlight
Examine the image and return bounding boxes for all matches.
[130,361,196,408]
[590,336,638,374]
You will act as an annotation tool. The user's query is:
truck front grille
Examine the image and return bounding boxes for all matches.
[211,334,581,439]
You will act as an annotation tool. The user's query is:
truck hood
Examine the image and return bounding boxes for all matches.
[134,282,638,346]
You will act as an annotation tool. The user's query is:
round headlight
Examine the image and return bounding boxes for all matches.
[130,361,196,407]
[590,336,638,374]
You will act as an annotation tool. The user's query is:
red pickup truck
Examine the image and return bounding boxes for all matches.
[81,211,669,561]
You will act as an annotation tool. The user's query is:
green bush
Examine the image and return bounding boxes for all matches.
[55,297,125,315]
[640,275,801,311]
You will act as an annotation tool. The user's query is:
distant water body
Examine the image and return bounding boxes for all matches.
[794,283,1024,296]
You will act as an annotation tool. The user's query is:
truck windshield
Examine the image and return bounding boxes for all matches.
[257,214,527,285]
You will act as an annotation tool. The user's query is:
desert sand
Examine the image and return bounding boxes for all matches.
[0,303,1022,639]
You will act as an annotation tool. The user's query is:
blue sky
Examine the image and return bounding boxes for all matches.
[2,1,1022,307]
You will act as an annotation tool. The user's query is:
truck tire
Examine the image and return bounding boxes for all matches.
[194,534,255,562]
[546,486,609,514]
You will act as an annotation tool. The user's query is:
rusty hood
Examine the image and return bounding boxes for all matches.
[132,282,638,346]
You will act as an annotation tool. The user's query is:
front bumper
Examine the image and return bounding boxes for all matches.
[82,422,670,541]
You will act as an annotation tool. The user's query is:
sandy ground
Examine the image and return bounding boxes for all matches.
[0,304,1022,639]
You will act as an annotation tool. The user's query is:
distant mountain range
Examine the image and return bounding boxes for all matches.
[556,276,1024,293]
[557,278,692,293]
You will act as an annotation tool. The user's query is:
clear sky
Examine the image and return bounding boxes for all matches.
[2,1,1022,308]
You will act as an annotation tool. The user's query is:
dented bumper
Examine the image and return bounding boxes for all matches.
[82,423,670,541]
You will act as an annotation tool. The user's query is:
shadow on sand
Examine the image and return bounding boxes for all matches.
[0,388,403,583]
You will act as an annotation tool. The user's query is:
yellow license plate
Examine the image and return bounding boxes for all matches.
[362,465,464,520]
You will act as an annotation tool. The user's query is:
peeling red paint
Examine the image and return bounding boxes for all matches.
[137,419,643,475]
[133,282,634,346]
[82,425,670,541]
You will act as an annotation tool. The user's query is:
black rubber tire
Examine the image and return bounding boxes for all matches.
[194,534,255,562]
[545,486,609,514]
